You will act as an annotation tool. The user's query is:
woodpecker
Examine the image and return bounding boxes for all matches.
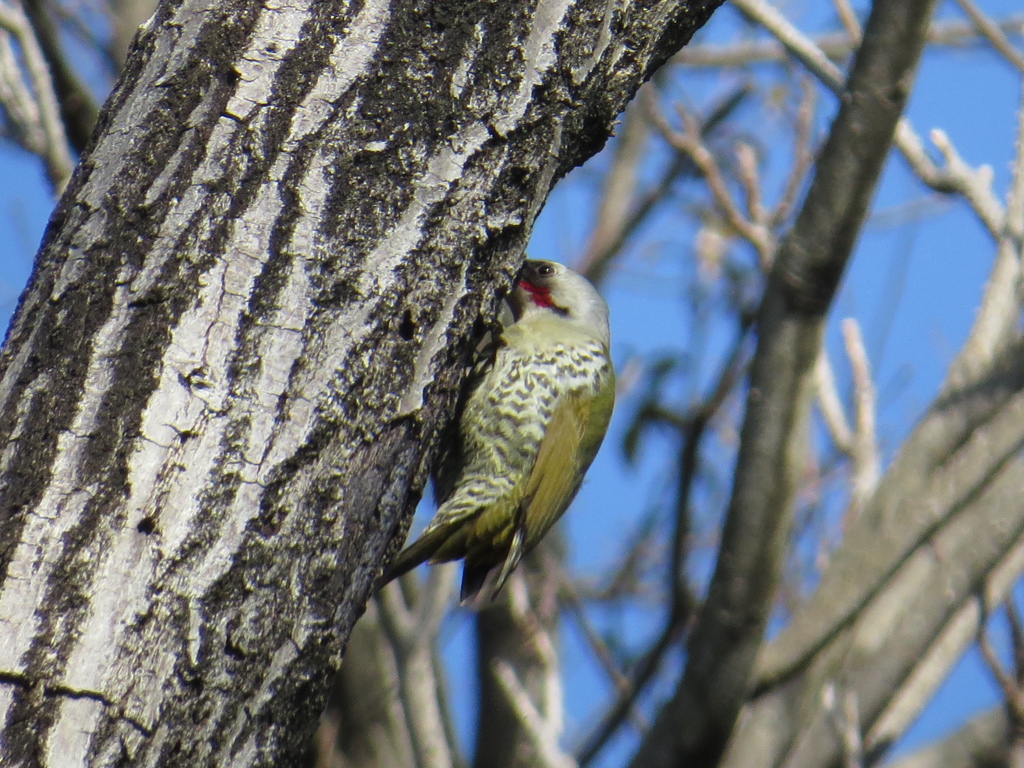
[380,260,615,602]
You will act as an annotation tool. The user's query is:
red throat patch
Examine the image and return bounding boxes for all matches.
[518,279,556,309]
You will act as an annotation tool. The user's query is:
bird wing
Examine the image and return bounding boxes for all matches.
[520,392,590,543]
[493,374,614,592]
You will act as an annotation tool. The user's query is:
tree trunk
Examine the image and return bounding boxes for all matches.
[0,0,722,764]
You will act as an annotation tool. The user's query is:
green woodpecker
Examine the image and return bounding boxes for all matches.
[381,260,615,602]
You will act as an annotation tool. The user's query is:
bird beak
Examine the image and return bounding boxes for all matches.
[508,281,531,320]
[510,262,558,315]
[508,263,532,319]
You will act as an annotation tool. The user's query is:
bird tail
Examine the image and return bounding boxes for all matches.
[375,524,450,592]
[459,524,525,605]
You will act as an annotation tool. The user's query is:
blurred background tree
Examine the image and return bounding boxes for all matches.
[2,1,1024,768]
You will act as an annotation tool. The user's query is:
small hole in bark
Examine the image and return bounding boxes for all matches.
[398,309,416,340]
[224,637,246,660]
[137,517,156,535]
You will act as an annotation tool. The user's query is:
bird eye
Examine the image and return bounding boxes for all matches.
[537,263,555,276]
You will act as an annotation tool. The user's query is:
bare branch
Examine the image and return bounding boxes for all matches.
[480,574,573,768]
[895,125,1004,238]
[815,350,854,455]
[771,78,816,228]
[1007,598,1024,683]
[831,0,861,44]
[947,81,1024,391]
[841,318,878,517]
[507,576,562,729]
[315,602,416,768]
[978,617,1024,723]
[547,554,647,732]
[22,0,99,153]
[494,661,576,768]
[824,685,864,768]
[865,524,1024,752]
[886,707,1010,768]
[378,569,458,768]
[576,329,750,765]
[647,94,775,267]
[575,94,649,285]
[0,0,73,190]
[674,15,1024,69]
[576,617,682,767]
[730,0,847,91]
[0,29,39,140]
[760,337,1024,690]
[953,0,1024,73]
[977,600,1024,768]
[731,0,1007,241]
[735,141,766,230]
[575,86,752,285]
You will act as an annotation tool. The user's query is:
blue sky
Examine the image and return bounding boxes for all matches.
[2,1,1022,765]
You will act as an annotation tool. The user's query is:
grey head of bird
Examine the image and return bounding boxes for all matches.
[509,260,610,347]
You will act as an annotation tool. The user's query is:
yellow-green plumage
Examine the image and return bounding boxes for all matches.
[381,260,614,602]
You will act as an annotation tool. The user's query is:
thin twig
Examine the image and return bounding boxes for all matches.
[823,684,865,768]
[545,552,648,731]
[575,86,752,285]
[841,318,878,518]
[378,579,416,642]
[815,350,853,455]
[431,647,468,768]
[772,78,816,228]
[920,126,1003,237]
[0,0,73,190]
[377,569,458,768]
[730,0,1006,241]
[1004,600,1024,768]
[671,320,752,604]
[0,30,40,140]
[953,0,1024,73]
[22,0,99,153]
[576,616,683,767]
[494,661,577,768]
[979,617,1024,723]
[378,566,454,653]
[646,94,775,266]
[577,327,750,767]
[575,93,649,285]
[506,574,563,729]
[946,80,1024,390]
[1006,598,1024,686]
[674,15,1024,69]
[840,689,864,768]
[831,0,862,44]
[735,141,767,230]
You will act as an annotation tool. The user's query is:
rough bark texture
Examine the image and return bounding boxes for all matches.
[0,0,723,764]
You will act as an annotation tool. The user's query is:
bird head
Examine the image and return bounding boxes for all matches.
[510,260,610,345]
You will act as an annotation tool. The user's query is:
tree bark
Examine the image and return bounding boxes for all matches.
[0,0,723,764]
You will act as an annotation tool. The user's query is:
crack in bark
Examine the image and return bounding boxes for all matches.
[0,670,154,738]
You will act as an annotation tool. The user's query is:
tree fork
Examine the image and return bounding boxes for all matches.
[0,0,722,764]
